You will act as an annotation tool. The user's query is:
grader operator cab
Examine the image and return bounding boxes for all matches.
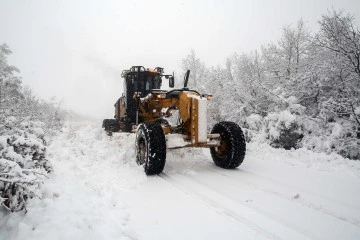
[103,66,246,175]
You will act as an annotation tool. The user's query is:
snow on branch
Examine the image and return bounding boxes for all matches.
[0,117,52,212]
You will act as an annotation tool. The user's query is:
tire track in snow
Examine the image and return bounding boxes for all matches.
[240,168,360,210]
[166,145,360,229]
[185,167,360,239]
[159,173,313,240]
[201,165,360,228]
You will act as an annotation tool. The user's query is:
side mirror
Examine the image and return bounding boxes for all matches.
[169,76,175,88]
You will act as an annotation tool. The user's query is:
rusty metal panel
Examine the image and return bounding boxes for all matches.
[179,92,191,123]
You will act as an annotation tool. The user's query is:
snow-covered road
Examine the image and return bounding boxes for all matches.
[1,121,360,240]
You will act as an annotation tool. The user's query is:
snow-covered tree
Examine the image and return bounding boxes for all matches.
[315,10,360,127]
[0,43,65,132]
[0,44,64,212]
[180,10,359,159]
[261,19,312,96]
[0,44,23,121]
[181,49,208,91]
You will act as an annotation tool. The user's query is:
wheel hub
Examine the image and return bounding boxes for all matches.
[215,135,228,158]
[137,137,147,165]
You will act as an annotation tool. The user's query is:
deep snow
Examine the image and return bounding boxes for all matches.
[1,121,360,240]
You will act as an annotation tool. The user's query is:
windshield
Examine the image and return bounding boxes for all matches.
[145,75,162,91]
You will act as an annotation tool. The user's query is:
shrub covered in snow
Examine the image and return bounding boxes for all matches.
[244,110,304,150]
[244,97,305,150]
[266,110,303,150]
[0,117,52,212]
[244,108,360,159]
[301,118,360,160]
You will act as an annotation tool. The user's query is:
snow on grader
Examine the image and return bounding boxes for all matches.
[102,66,246,175]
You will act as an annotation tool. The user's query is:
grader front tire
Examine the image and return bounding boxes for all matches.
[135,122,166,175]
[210,121,246,169]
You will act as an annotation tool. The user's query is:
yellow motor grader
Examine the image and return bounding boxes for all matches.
[103,66,246,175]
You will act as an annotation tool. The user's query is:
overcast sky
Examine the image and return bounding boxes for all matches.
[0,0,359,119]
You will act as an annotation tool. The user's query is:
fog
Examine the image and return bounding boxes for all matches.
[0,0,359,119]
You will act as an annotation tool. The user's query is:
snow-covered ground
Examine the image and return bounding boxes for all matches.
[1,121,360,240]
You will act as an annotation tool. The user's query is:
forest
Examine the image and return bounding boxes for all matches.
[182,9,360,160]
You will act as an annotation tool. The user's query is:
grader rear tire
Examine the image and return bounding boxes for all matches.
[210,121,246,169]
[102,119,120,134]
[135,122,166,175]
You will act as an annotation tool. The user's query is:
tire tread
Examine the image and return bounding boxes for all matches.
[210,121,246,169]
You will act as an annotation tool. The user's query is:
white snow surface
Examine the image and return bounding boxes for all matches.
[1,121,360,240]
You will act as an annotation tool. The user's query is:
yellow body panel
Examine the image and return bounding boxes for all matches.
[179,92,191,123]
[135,91,216,147]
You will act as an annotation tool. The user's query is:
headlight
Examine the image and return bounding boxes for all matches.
[157,93,166,99]
[202,94,212,100]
